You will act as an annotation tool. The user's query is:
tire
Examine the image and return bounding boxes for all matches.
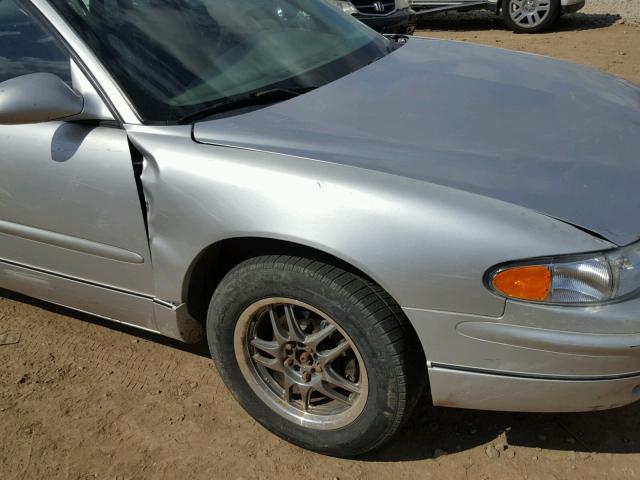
[206,255,427,457]
[502,0,560,33]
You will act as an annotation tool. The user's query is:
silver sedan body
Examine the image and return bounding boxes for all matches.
[1,0,640,419]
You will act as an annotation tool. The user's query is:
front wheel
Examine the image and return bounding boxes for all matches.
[502,0,560,33]
[206,256,427,457]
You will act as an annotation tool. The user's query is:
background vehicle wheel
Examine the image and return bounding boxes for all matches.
[502,0,560,33]
[207,255,427,457]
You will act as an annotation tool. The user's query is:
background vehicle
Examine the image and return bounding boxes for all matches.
[409,0,586,32]
[329,0,417,33]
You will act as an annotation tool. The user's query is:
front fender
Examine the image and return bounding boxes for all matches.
[127,125,611,318]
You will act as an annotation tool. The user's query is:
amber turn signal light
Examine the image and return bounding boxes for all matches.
[492,265,551,301]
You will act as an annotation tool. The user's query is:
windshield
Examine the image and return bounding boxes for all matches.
[49,0,389,122]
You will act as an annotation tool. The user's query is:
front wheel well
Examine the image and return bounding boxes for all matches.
[185,237,430,411]
[185,237,373,324]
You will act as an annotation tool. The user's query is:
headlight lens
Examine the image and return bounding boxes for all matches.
[326,0,359,15]
[486,242,640,304]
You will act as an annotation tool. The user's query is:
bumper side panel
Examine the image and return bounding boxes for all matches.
[456,321,640,357]
[406,295,640,411]
[429,367,640,412]
[404,296,640,378]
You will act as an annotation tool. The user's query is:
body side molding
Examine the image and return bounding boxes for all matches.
[0,219,144,264]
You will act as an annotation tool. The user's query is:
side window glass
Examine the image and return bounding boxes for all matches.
[0,0,71,83]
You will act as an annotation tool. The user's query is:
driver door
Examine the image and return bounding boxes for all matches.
[0,0,155,329]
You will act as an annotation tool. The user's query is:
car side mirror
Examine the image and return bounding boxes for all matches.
[0,73,85,125]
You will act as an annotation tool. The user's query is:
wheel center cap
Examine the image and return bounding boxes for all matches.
[523,0,537,12]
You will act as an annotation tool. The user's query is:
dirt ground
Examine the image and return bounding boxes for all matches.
[2,12,640,480]
[416,11,640,84]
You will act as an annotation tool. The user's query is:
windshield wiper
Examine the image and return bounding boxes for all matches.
[176,86,318,124]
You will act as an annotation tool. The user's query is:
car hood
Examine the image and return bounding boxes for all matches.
[193,37,640,246]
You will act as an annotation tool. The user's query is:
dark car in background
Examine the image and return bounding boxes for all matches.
[329,0,417,33]
[408,0,586,33]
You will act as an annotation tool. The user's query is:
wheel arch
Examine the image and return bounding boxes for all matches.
[184,236,394,324]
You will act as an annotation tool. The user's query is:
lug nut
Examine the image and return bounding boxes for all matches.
[302,372,311,382]
[300,352,313,365]
[284,358,293,367]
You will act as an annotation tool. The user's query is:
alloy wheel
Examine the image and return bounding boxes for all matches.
[234,298,368,430]
[508,0,552,29]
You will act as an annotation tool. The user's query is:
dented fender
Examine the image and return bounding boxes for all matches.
[125,124,611,321]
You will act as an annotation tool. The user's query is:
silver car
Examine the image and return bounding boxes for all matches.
[1,0,639,458]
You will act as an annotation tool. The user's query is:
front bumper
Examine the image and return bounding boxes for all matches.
[354,8,417,34]
[405,294,640,412]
